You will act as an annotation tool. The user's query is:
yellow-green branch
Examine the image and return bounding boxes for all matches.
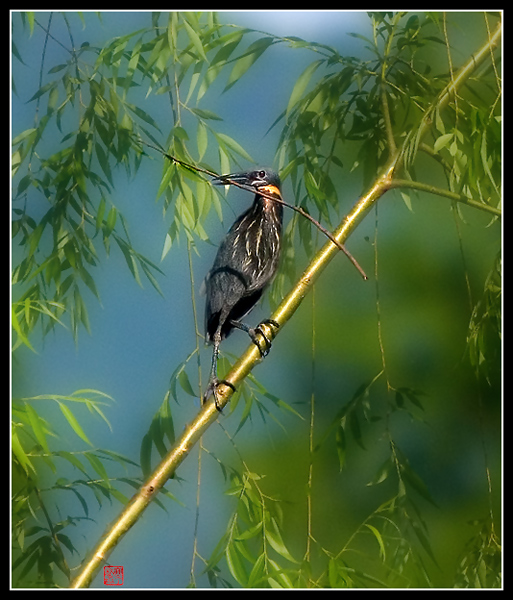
[389,179,501,217]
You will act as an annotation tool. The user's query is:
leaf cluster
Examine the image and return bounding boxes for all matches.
[274,12,501,223]
[11,390,145,587]
[307,376,437,587]
[197,373,440,588]
[466,252,501,385]
[454,519,501,588]
[202,467,300,588]
[12,14,166,348]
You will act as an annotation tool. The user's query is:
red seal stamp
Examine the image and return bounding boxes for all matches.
[104,565,124,586]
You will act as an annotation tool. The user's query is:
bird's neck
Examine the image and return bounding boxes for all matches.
[254,190,283,223]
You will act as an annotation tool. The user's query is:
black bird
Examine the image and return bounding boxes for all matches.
[203,168,283,405]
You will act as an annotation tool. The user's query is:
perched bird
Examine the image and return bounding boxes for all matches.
[203,168,283,406]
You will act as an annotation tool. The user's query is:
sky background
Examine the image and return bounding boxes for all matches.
[12,11,501,589]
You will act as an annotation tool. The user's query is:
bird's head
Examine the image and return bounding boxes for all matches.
[211,168,281,197]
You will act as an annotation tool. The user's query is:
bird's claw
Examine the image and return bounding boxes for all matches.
[203,378,236,411]
[252,319,280,358]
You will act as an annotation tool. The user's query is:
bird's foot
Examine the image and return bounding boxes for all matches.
[203,378,237,411]
[251,319,280,357]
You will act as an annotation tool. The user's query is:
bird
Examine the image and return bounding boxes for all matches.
[203,168,283,407]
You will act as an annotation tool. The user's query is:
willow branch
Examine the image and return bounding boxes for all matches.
[401,18,501,171]
[379,13,401,156]
[70,19,501,589]
[389,179,501,217]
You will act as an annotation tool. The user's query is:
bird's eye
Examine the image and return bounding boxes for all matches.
[257,170,266,179]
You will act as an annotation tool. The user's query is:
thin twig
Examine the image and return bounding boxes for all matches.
[389,179,501,217]
[137,138,368,280]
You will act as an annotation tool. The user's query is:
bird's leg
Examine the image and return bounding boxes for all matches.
[203,329,236,411]
[229,319,280,358]
[203,332,221,408]
[229,320,264,355]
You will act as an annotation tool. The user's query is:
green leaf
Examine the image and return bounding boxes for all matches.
[178,370,196,397]
[115,237,142,287]
[328,557,344,588]
[189,107,223,121]
[400,387,425,411]
[218,145,231,179]
[12,128,37,147]
[367,456,393,486]
[47,85,59,114]
[225,37,275,91]
[95,143,114,186]
[83,452,110,485]
[349,410,366,450]
[158,391,175,446]
[96,197,106,233]
[11,305,35,352]
[480,130,500,196]
[286,59,323,116]
[27,222,46,261]
[247,552,266,588]
[55,478,90,516]
[235,521,262,542]
[400,461,437,507]
[26,11,35,36]
[226,541,248,586]
[161,232,173,261]
[48,63,68,74]
[104,206,118,236]
[400,191,413,212]
[126,103,161,131]
[365,523,386,560]
[157,162,175,200]
[56,450,89,476]
[409,513,439,567]
[140,261,164,297]
[433,132,453,153]
[267,558,295,588]
[140,433,153,477]
[12,430,36,475]
[57,402,93,446]
[78,265,100,301]
[336,421,346,471]
[215,132,254,163]
[28,81,57,103]
[196,119,208,161]
[25,403,51,455]
[265,517,299,564]
[183,18,208,62]
[197,32,244,100]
